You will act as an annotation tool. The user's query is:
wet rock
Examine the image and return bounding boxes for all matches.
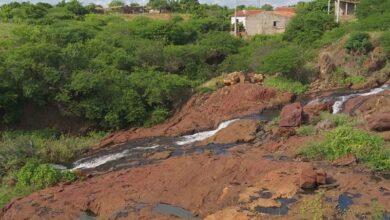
[223,72,246,86]
[299,166,327,189]
[343,90,390,116]
[368,112,390,131]
[199,120,259,145]
[332,154,357,166]
[248,73,265,84]
[146,151,172,160]
[279,103,303,127]
[315,119,336,130]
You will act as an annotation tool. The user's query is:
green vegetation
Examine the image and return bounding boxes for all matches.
[17,160,77,189]
[264,76,308,94]
[345,32,373,54]
[296,125,316,136]
[0,130,103,207]
[299,190,325,220]
[0,1,238,130]
[312,112,356,127]
[299,126,390,170]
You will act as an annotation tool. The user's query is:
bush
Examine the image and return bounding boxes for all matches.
[264,76,308,94]
[299,126,390,170]
[17,160,78,189]
[284,10,337,45]
[344,32,373,54]
[257,45,305,79]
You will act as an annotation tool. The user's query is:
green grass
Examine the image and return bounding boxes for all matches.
[299,190,325,220]
[0,130,104,208]
[341,75,367,85]
[264,76,308,95]
[299,126,390,171]
[296,125,317,136]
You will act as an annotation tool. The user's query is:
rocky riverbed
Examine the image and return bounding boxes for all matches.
[2,82,390,220]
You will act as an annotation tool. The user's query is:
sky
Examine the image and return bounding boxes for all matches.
[0,0,311,8]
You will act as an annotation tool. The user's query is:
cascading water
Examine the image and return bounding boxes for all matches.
[70,119,240,171]
[72,149,130,170]
[332,84,390,114]
[175,119,239,145]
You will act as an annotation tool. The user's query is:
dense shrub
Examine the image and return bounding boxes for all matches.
[284,2,337,45]
[17,160,77,189]
[345,32,373,54]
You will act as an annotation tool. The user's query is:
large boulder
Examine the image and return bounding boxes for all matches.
[368,112,390,131]
[248,73,265,84]
[279,103,303,127]
[223,72,246,86]
[299,165,327,189]
[199,120,259,145]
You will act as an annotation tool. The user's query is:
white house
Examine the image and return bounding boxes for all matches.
[231,10,263,29]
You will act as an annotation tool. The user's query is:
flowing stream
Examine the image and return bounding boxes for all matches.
[67,84,389,173]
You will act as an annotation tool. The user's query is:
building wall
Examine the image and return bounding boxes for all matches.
[245,12,292,36]
[231,17,246,27]
[336,1,356,16]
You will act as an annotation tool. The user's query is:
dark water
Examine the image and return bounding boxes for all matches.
[337,192,361,212]
[152,203,198,219]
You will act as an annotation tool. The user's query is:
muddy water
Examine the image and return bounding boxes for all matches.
[68,85,390,173]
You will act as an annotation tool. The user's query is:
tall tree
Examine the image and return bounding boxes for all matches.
[109,0,125,7]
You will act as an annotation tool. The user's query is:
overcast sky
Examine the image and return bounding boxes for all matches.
[0,0,311,8]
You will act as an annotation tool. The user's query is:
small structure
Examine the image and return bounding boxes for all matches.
[335,0,359,22]
[231,7,296,36]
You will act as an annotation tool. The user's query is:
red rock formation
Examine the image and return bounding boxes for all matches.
[279,103,303,127]
[368,112,390,131]
[97,83,284,150]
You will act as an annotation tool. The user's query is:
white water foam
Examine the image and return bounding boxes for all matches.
[175,119,239,146]
[332,84,389,114]
[72,149,129,170]
[134,145,160,150]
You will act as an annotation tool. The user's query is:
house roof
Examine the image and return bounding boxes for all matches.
[273,7,296,17]
[232,10,263,17]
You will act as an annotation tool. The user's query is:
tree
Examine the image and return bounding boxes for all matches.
[148,0,170,12]
[108,0,125,7]
[284,0,337,44]
[261,4,273,11]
